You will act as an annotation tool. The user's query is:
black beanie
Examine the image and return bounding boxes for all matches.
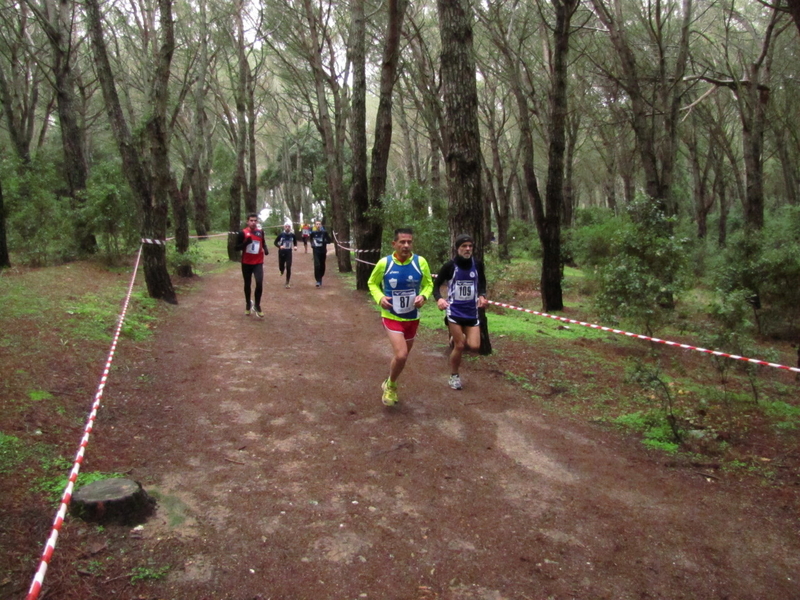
[454,234,474,250]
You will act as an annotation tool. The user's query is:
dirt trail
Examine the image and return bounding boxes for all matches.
[87,249,799,600]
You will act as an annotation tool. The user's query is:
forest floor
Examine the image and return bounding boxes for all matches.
[2,246,800,600]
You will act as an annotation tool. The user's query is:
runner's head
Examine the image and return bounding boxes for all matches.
[454,234,474,259]
[247,213,259,231]
[315,220,322,229]
[284,223,292,232]
[392,228,414,261]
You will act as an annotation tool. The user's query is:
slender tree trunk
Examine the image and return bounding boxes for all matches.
[171,169,193,277]
[773,123,798,206]
[0,179,9,268]
[438,0,490,354]
[715,157,730,247]
[300,0,351,272]
[246,65,258,214]
[561,111,579,228]
[190,0,210,238]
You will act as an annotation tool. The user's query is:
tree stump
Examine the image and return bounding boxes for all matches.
[70,478,155,525]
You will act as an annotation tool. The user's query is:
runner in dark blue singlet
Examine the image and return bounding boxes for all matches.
[433,234,487,390]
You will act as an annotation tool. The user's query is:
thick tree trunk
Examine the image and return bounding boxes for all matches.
[85,0,175,303]
[41,0,94,254]
[539,0,579,312]
[438,0,490,354]
[349,0,370,289]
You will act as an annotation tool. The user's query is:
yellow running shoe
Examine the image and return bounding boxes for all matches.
[381,379,398,406]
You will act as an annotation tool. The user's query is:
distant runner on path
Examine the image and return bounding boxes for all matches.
[234,213,268,318]
[300,223,311,253]
[309,220,331,287]
[433,234,488,390]
[274,223,298,289]
[368,228,433,406]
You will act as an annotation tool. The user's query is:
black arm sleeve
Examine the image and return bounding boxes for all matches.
[234,231,246,252]
[432,261,455,300]
[477,260,487,297]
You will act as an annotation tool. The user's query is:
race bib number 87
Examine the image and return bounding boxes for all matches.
[391,289,416,314]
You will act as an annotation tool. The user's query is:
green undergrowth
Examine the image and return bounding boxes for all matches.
[37,466,125,504]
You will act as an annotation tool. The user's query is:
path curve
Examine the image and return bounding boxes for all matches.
[97,249,799,600]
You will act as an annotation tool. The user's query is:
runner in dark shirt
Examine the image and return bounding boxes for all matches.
[433,234,488,390]
[274,223,298,289]
[309,220,331,287]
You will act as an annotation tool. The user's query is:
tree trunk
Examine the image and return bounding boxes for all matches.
[715,155,730,247]
[590,0,693,215]
[85,0,175,303]
[438,0,490,354]
[301,0,351,273]
[540,0,578,312]
[40,0,94,254]
[773,123,798,206]
[349,0,370,289]
[190,0,211,238]
[0,179,10,269]
[171,169,193,277]
[246,64,258,215]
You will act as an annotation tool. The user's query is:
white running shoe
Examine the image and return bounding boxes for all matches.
[448,374,462,390]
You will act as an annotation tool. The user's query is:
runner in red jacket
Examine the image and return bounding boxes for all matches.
[235,213,268,317]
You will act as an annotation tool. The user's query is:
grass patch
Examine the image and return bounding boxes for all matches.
[130,563,171,583]
[613,411,681,453]
[0,433,31,475]
[36,466,125,504]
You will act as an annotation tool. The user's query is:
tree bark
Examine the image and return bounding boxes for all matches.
[438,0,490,354]
[301,0,351,273]
[349,0,370,289]
[590,0,693,215]
[85,0,176,303]
[170,168,193,277]
[0,179,10,269]
[540,0,579,312]
[36,0,94,253]
[190,0,211,238]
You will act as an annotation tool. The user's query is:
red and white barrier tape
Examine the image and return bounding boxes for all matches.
[332,231,381,259]
[331,236,797,374]
[487,300,800,374]
[26,245,144,600]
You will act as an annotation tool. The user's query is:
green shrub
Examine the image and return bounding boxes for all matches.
[380,186,449,267]
[567,208,620,268]
[711,207,800,339]
[592,197,690,334]
[80,160,141,264]
[507,218,542,259]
